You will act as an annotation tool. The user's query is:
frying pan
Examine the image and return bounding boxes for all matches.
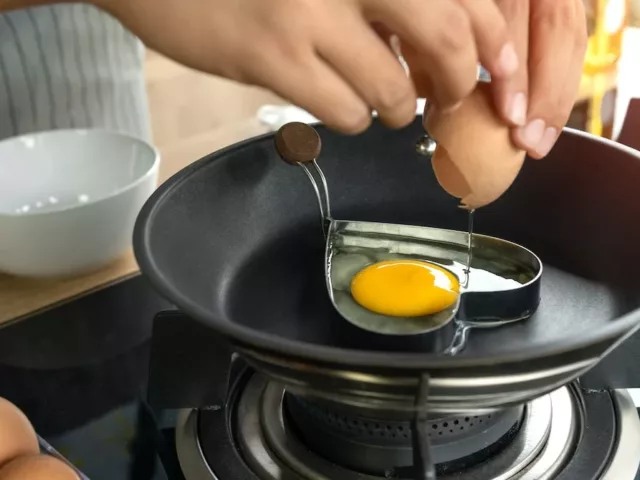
[134,118,640,414]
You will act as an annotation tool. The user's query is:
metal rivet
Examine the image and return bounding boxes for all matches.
[415,134,437,157]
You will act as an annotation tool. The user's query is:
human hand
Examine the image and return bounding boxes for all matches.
[420,0,588,208]
[100,0,519,135]
[491,0,588,159]
[415,0,587,159]
[418,0,588,159]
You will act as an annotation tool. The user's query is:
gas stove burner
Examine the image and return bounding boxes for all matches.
[179,373,582,479]
[284,394,525,475]
[237,376,575,479]
[175,369,640,480]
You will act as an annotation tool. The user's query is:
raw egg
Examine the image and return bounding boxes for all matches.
[0,454,79,480]
[350,260,459,317]
[0,398,39,469]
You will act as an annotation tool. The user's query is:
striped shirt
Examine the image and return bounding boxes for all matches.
[0,3,150,142]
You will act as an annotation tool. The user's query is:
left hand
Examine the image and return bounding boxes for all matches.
[409,0,587,160]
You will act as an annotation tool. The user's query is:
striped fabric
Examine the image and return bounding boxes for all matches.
[0,3,150,142]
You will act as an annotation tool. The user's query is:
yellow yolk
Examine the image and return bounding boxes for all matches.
[350,260,459,317]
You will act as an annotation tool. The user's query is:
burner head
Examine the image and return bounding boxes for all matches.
[285,394,523,476]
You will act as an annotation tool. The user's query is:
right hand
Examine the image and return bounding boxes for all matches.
[99,0,519,134]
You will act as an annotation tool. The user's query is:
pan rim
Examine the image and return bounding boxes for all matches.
[133,125,640,370]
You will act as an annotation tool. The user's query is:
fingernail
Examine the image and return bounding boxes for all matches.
[497,43,519,76]
[506,92,527,126]
[518,119,546,149]
[535,127,558,157]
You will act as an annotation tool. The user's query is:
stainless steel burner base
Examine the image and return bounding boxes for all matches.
[175,377,640,480]
[239,376,573,480]
[175,409,219,480]
[602,390,640,480]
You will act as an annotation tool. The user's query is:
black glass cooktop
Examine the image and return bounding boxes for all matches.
[0,276,180,480]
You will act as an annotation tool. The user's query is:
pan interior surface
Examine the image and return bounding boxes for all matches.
[136,119,640,362]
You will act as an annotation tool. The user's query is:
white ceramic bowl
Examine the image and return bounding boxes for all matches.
[0,129,159,277]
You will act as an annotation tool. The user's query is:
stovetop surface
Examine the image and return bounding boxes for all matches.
[0,275,638,480]
[0,276,180,480]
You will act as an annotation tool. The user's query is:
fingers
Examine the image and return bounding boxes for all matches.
[249,47,372,134]
[317,10,417,129]
[513,0,587,158]
[365,0,519,118]
[522,3,587,159]
[492,0,530,127]
[364,0,480,111]
[402,43,438,101]
[454,0,518,79]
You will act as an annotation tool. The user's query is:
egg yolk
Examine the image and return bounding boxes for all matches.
[350,260,459,317]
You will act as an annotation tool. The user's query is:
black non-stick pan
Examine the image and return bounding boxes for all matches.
[134,118,640,414]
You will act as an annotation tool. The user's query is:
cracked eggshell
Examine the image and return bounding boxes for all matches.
[425,83,526,209]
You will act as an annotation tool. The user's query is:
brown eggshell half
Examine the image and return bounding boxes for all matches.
[425,83,526,209]
[0,398,39,469]
[0,454,79,480]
